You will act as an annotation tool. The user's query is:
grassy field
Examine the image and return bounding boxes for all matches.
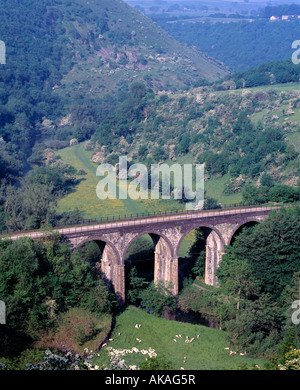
[93,306,267,370]
[56,143,242,220]
[205,174,243,206]
[55,143,183,220]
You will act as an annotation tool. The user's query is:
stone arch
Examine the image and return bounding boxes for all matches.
[228,218,262,246]
[69,235,124,302]
[175,224,225,258]
[71,235,122,265]
[123,230,177,295]
[122,230,175,260]
[176,224,226,287]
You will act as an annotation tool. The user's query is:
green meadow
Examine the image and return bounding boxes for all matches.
[56,143,241,220]
[93,306,267,370]
[55,143,183,220]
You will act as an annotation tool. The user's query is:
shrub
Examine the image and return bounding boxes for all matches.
[139,355,173,370]
[139,281,177,317]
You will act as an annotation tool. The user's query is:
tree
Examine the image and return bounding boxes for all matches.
[226,207,300,301]
[242,184,268,204]
[139,281,177,317]
[269,185,300,203]
[0,238,50,339]
[216,249,259,310]
[129,82,147,100]
[177,133,190,154]
[127,266,149,305]
[83,279,115,314]
[224,294,283,353]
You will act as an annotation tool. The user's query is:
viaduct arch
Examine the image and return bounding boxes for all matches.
[3,205,281,303]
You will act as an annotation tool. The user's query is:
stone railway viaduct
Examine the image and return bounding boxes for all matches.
[3,204,283,302]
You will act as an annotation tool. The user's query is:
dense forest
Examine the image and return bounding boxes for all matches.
[153,17,300,71]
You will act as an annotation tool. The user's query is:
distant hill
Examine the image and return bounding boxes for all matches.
[0,0,228,186]
[154,16,300,71]
[54,0,228,99]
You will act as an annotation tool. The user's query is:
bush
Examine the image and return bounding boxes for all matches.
[139,355,173,370]
[139,281,177,317]
[269,185,300,203]
[83,279,115,314]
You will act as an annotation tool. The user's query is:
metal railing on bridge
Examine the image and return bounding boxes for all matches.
[1,201,299,238]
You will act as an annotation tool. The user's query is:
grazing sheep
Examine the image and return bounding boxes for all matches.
[173,339,177,342]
